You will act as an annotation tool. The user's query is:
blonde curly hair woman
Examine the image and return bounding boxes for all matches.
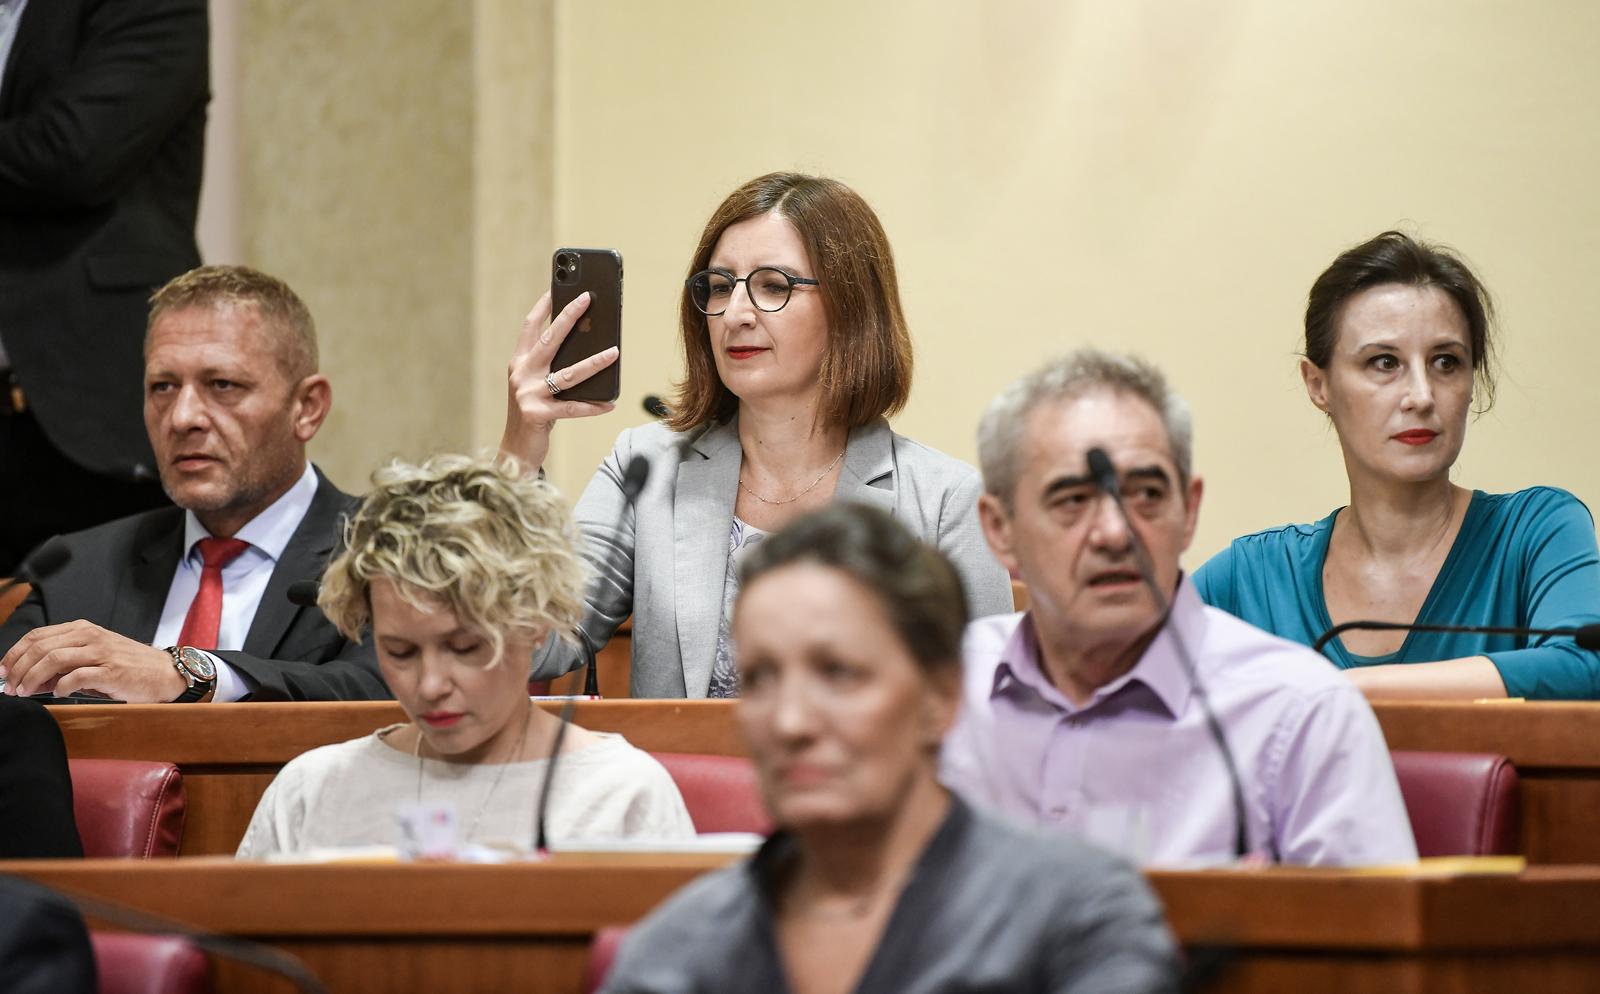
[237,455,691,858]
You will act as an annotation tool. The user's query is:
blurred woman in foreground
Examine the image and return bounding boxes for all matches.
[602,504,1178,994]
[237,456,691,858]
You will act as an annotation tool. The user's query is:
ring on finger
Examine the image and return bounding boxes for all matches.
[545,372,563,397]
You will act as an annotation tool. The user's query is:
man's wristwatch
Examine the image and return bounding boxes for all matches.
[165,645,217,703]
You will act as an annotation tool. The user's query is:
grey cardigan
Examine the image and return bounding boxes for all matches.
[534,417,1012,697]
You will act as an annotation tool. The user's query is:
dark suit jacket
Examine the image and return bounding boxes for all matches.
[0,0,208,476]
[0,696,83,859]
[0,876,96,994]
[0,469,390,701]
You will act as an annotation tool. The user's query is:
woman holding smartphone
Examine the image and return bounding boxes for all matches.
[601,504,1178,993]
[500,172,1012,698]
[1194,231,1600,701]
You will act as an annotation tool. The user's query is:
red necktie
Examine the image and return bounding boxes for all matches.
[177,537,252,650]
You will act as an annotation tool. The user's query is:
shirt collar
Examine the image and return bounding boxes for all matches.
[991,573,1207,720]
[182,462,319,565]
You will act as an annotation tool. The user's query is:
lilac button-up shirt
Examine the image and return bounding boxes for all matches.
[941,579,1418,868]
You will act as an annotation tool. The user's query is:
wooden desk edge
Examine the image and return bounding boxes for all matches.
[1371,701,1600,769]
[53,699,747,762]
[8,861,1600,951]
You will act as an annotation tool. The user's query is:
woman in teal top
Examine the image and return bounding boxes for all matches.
[1194,231,1600,701]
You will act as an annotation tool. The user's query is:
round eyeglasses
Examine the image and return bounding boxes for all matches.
[686,268,820,316]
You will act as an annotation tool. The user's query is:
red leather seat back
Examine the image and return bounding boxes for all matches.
[651,752,772,835]
[90,932,210,994]
[1390,750,1520,857]
[584,924,630,994]
[69,759,187,858]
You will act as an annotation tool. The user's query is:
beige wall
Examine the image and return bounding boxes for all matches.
[242,1,1600,568]
[543,0,1600,567]
[240,1,554,494]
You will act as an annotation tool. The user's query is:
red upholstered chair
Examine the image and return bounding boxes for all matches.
[652,752,772,835]
[90,933,210,994]
[1390,750,1520,857]
[69,759,187,858]
[584,925,630,994]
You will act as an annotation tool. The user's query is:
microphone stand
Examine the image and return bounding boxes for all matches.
[534,453,651,853]
[1086,448,1251,861]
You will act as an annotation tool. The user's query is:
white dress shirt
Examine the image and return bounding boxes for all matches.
[153,463,319,702]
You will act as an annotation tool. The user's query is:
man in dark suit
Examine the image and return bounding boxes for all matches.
[0,266,387,702]
[0,0,208,574]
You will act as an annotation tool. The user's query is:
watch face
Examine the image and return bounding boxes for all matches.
[178,646,217,682]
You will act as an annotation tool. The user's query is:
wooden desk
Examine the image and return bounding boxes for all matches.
[6,858,1599,994]
[54,697,1600,863]
[1373,701,1600,863]
[52,700,741,856]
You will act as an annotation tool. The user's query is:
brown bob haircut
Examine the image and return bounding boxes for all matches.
[666,172,914,432]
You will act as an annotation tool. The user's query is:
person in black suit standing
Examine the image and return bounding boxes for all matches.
[0,266,387,702]
[0,0,208,574]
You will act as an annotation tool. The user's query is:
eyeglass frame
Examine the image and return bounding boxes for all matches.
[685,267,821,316]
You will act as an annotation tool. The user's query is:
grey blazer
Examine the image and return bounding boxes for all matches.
[535,417,1013,698]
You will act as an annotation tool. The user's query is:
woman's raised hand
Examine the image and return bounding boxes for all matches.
[499,290,620,471]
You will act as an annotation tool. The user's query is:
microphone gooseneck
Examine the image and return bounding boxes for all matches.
[1086,447,1252,861]
[1313,618,1600,656]
[13,875,328,994]
[0,538,73,601]
[535,453,652,853]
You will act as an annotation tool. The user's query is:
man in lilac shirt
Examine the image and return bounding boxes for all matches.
[941,349,1416,867]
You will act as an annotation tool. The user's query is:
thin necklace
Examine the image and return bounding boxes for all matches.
[412,702,533,845]
[739,448,846,506]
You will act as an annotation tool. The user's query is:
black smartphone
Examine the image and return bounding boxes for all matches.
[549,248,622,403]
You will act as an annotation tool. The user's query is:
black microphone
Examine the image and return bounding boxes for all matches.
[1086,447,1252,861]
[1313,619,1600,656]
[0,538,71,601]
[642,394,671,419]
[534,453,651,853]
[618,452,650,503]
[286,580,321,608]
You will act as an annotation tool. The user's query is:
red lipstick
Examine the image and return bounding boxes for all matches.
[420,712,463,728]
[1392,430,1438,446]
[726,347,766,361]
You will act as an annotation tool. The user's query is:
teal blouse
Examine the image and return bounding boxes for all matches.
[1193,487,1600,701]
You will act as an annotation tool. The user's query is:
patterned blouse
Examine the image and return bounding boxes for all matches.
[707,517,770,699]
